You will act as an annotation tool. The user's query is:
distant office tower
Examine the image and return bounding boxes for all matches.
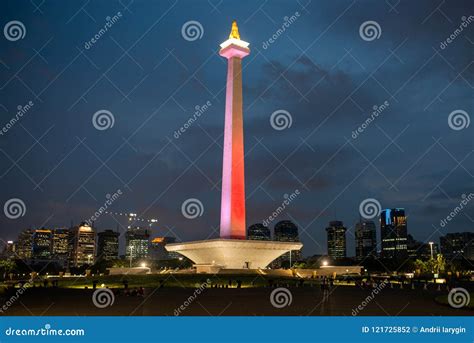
[52,228,70,259]
[440,232,474,260]
[380,208,408,259]
[32,229,52,259]
[247,223,271,241]
[273,220,301,266]
[326,221,347,259]
[407,235,438,259]
[16,229,33,259]
[150,237,180,260]
[355,220,376,259]
[274,220,299,242]
[71,223,96,266]
[125,227,150,260]
[1,240,14,258]
[97,230,120,261]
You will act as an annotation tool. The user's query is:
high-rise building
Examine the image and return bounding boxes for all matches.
[149,237,180,260]
[274,220,299,242]
[380,208,408,259]
[355,220,376,259]
[247,223,271,241]
[16,229,33,259]
[407,235,438,259]
[97,230,120,261]
[125,227,150,260]
[52,228,70,259]
[1,240,14,258]
[440,232,474,260]
[71,223,95,266]
[32,229,52,259]
[273,220,301,266]
[326,221,347,259]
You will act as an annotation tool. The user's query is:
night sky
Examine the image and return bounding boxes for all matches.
[0,0,473,257]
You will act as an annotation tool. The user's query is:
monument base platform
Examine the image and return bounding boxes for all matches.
[165,239,303,272]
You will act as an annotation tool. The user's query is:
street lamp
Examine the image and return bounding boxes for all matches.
[428,242,434,259]
[129,246,134,268]
[322,260,328,267]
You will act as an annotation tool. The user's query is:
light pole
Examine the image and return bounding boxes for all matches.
[429,242,434,259]
[129,246,134,268]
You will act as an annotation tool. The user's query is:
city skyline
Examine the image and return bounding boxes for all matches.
[1,0,473,258]
[4,214,473,261]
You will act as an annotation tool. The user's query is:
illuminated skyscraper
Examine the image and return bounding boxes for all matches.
[125,227,150,260]
[32,229,52,259]
[71,223,96,266]
[97,230,120,261]
[274,221,301,267]
[247,223,271,241]
[355,220,376,259]
[52,228,70,259]
[440,232,474,260]
[150,237,180,260]
[326,221,347,259]
[380,208,408,259]
[274,220,299,242]
[16,229,33,259]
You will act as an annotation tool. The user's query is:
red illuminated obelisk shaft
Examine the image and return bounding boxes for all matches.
[219,22,250,240]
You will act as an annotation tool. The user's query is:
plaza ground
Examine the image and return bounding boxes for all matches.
[1,278,472,316]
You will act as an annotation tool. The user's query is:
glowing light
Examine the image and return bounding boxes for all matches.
[322,260,328,266]
[140,262,147,268]
[219,22,250,240]
[220,37,249,49]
